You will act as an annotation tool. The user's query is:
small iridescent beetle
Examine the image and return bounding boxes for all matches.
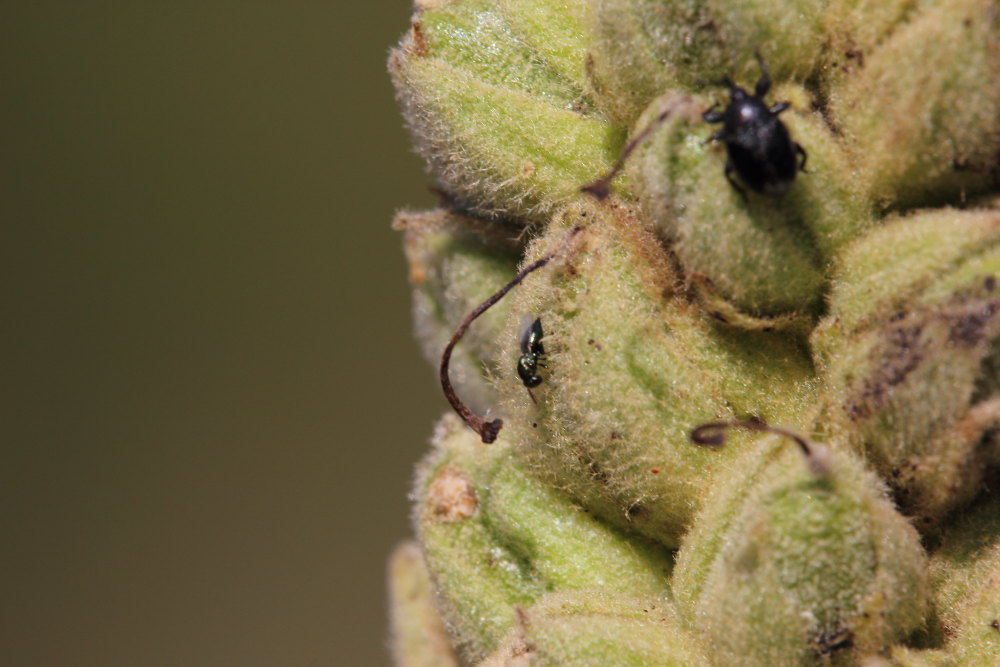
[702,53,807,198]
[516,317,546,401]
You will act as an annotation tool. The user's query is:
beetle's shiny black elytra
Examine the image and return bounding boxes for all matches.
[703,54,807,198]
[516,317,545,389]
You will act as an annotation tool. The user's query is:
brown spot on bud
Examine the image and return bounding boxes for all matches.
[810,625,853,658]
[409,19,427,57]
[585,458,611,485]
[426,465,477,522]
[845,322,924,420]
[580,179,611,200]
[947,300,999,347]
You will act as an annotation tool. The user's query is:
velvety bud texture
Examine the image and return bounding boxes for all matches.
[386,1,1000,664]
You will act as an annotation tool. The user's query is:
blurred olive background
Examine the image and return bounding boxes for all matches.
[2,3,445,665]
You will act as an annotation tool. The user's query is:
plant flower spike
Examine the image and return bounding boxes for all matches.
[388,1,1000,665]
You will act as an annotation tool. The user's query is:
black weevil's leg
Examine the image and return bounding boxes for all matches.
[795,142,808,173]
[704,128,725,145]
[724,158,748,202]
[703,102,724,124]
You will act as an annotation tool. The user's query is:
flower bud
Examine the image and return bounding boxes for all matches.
[814,208,1000,522]
[395,208,521,412]
[925,493,1000,665]
[821,0,918,89]
[592,0,825,92]
[414,414,673,660]
[497,200,817,547]
[831,0,1000,208]
[497,0,590,89]
[673,434,929,666]
[630,93,826,318]
[387,541,460,667]
[480,590,709,666]
[584,0,679,126]
[389,0,621,223]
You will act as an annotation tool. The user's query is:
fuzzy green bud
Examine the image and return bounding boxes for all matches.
[481,590,709,666]
[925,495,1000,665]
[497,200,816,547]
[387,542,461,667]
[831,0,1000,208]
[414,414,673,661]
[673,433,929,666]
[496,0,590,90]
[583,0,678,126]
[630,92,827,319]
[395,208,521,412]
[595,0,825,92]
[820,0,918,89]
[814,208,1000,521]
[389,0,622,223]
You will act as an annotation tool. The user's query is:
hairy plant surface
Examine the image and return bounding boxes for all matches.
[387,1,1000,664]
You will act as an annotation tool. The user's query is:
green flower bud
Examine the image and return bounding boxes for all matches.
[496,200,816,547]
[821,0,918,89]
[595,0,826,91]
[776,85,875,260]
[831,0,1000,208]
[673,433,929,666]
[814,209,1000,521]
[863,646,950,667]
[387,542,460,667]
[480,590,709,666]
[414,414,673,661]
[497,0,590,90]
[926,494,1000,665]
[395,208,521,412]
[584,0,678,126]
[389,0,623,223]
[629,92,830,317]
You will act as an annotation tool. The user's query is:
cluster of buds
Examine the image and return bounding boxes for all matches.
[387,1,1000,665]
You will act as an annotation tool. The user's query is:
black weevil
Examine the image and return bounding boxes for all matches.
[703,53,807,198]
[517,317,545,392]
[581,53,807,202]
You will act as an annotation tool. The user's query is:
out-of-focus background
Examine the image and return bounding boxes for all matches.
[3,3,445,665]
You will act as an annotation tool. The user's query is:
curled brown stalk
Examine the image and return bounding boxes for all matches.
[440,226,583,443]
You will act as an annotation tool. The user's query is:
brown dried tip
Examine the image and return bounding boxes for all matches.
[689,417,829,476]
[439,226,583,443]
[691,417,763,447]
[581,101,684,201]
[690,423,728,448]
[580,179,611,200]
